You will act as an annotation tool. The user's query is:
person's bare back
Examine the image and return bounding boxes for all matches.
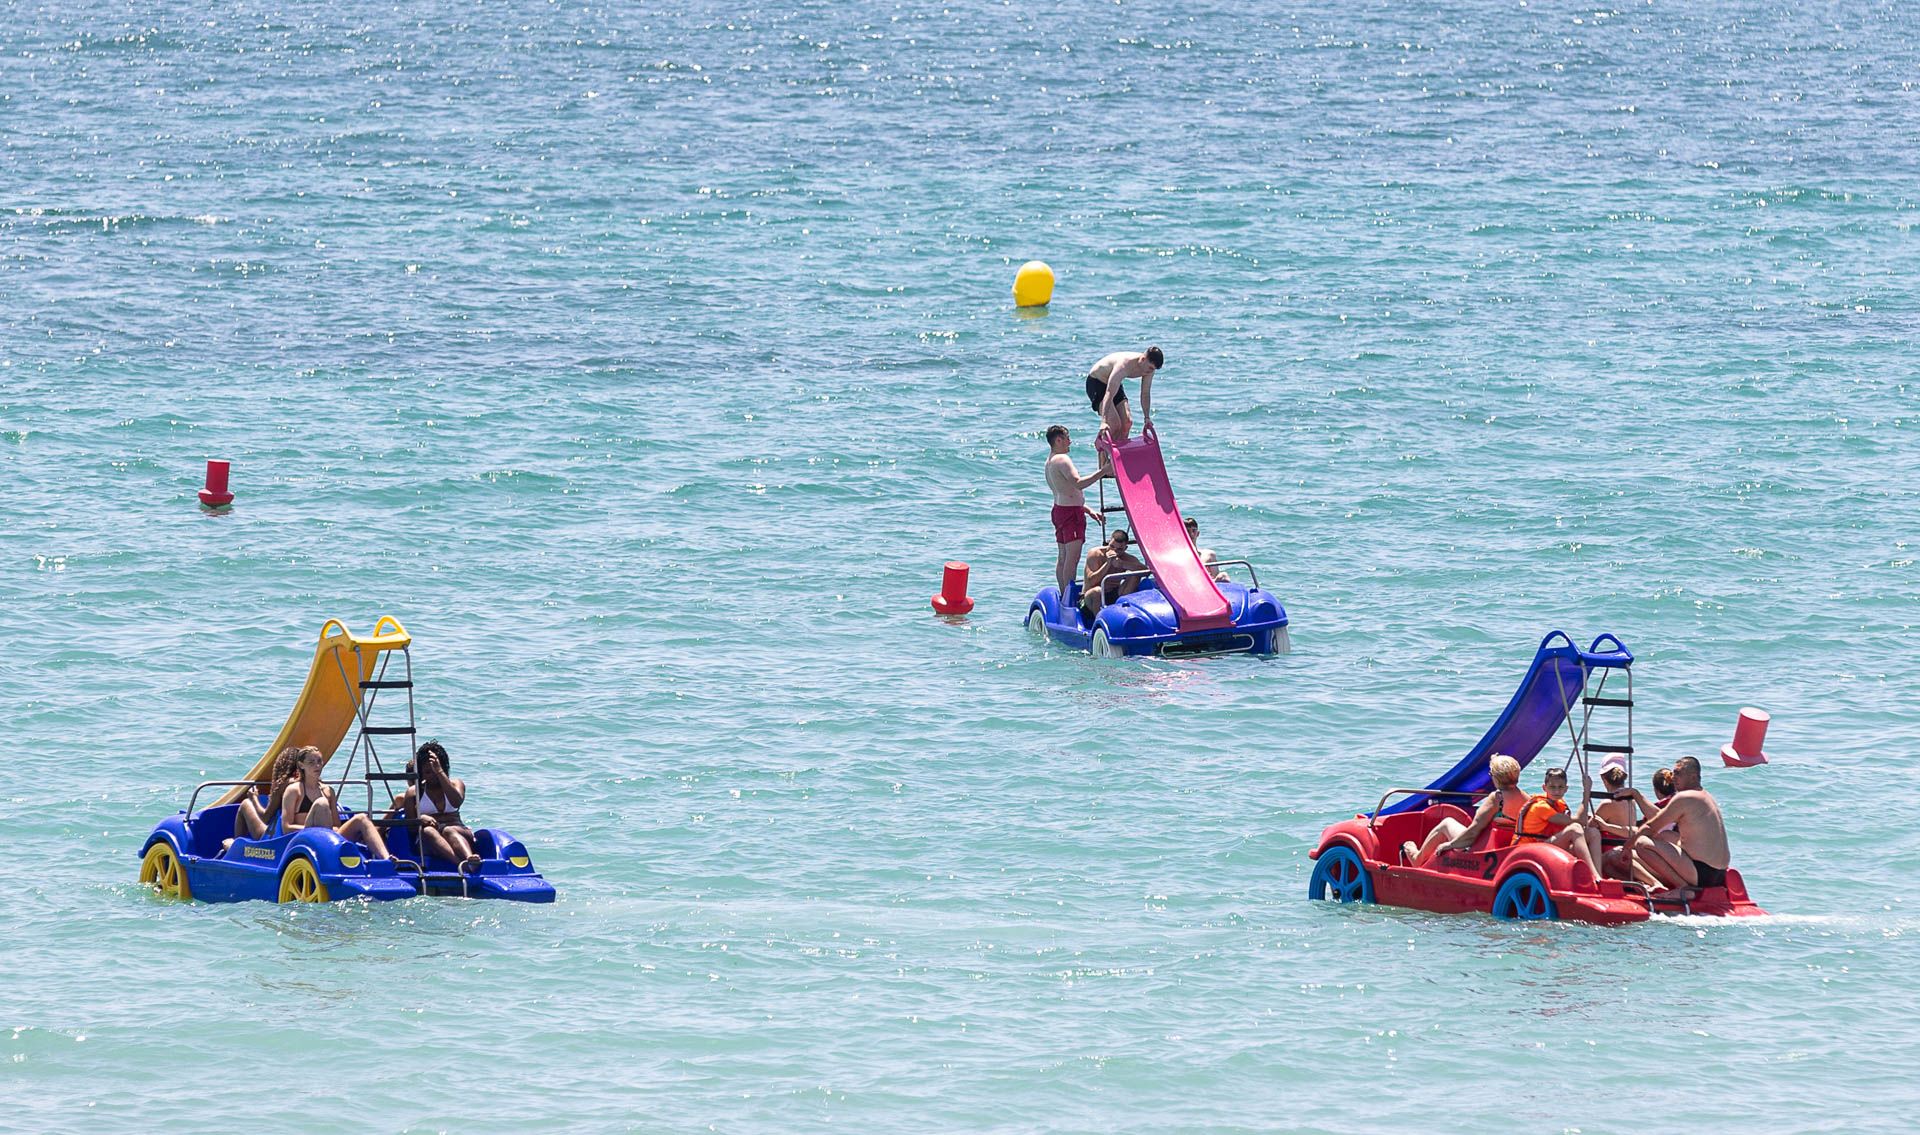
[1663,789,1731,870]
[1084,347,1163,438]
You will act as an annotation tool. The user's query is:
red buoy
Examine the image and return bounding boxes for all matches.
[1721,706,1770,767]
[931,561,975,615]
[199,459,235,507]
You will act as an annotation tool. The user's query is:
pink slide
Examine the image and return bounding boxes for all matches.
[1097,426,1235,632]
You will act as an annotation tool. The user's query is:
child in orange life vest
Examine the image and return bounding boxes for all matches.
[1515,766,1603,880]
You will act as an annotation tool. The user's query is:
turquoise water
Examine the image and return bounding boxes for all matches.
[4,0,1918,1129]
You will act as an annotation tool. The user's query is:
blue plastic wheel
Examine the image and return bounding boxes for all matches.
[1308,845,1374,904]
[1491,870,1557,921]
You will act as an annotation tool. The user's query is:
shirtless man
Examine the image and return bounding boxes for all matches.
[1081,529,1146,618]
[1185,516,1228,582]
[1086,346,1164,440]
[1045,426,1106,596]
[1630,755,1733,900]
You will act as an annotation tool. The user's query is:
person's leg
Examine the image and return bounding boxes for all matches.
[417,823,458,865]
[1107,398,1133,441]
[306,797,339,830]
[1555,826,1601,879]
[235,798,266,841]
[1634,838,1692,888]
[1406,819,1465,866]
[340,813,393,859]
[445,825,480,870]
[1057,540,1082,595]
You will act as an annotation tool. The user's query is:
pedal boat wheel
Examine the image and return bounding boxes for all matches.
[1491,870,1557,921]
[1308,845,1374,904]
[278,856,331,903]
[139,842,192,901]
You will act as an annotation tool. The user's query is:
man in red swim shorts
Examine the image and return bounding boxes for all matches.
[1045,424,1106,599]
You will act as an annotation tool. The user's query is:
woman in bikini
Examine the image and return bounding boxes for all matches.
[1587,756,1662,886]
[280,745,395,860]
[381,741,481,873]
[225,746,302,850]
[1626,766,1694,890]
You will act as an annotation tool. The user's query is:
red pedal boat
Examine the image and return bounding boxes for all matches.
[1307,632,1766,924]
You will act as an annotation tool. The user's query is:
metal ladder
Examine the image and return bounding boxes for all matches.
[328,644,448,895]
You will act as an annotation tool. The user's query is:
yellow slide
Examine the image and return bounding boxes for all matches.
[213,616,413,806]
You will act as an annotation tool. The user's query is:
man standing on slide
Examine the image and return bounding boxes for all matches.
[1045,425,1106,597]
[1085,346,1164,440]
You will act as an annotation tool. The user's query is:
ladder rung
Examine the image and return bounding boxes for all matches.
[361,680,413,690]
[365,772,415,782]
[1583,696,1632,708]
[362,726,417,736]
[1583,742,1633,754]
[1100,505,1128,514]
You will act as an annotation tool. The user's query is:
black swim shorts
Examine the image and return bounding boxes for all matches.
[1086,373,1126,411]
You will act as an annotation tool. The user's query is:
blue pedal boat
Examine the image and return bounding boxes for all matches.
[137,617,555,904]
[1027,570,1290,658]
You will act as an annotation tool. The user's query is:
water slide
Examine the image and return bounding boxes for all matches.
[1379,631,1633,816]
[1097,426,1234,632]
[212,617,414,807]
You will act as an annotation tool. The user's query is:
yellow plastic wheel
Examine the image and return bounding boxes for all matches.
[139,842,192,901]
[277,857,331,903]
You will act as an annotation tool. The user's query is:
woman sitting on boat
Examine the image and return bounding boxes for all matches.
[1587,756,1662,885]
[281,745,396,860]
[222,747,301,852]
[381,741,481,873]
[1402,753,1527,866]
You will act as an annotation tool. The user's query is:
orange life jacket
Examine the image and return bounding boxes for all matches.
[1517,794,1569,840]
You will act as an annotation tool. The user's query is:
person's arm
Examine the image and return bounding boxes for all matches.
[1139,363,1154,426]
[1075,467,1105,489]
[439,775,467,811]
[1099,376,1120,428]
[1441,795,1500,852]
[1633,797,1681,842]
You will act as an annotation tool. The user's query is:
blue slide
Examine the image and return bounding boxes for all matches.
[1379,631,1634,815]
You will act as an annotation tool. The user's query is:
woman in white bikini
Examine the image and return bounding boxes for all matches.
[383,741,481,873]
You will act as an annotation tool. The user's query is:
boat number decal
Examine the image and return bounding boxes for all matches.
[243,846,277,861]
[1436,850,1498,879]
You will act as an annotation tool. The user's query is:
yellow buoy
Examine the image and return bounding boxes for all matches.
[1013,260,1055,308]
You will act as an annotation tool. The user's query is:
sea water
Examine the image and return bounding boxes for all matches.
[2,1,1917,1130]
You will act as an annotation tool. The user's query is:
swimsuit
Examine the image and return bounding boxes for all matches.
[291,790,318,821]
[1086,372,1126,411]
[1050,504,1086,544]
[1690,857,1729,889]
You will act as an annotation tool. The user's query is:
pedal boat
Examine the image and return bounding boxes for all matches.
[1307,631,1764,923]
[1028,572,1290,658]
[137,617,555,904]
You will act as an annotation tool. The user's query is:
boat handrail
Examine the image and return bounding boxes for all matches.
[190,775,390,821]
[1093,561,1264,595]
[187,780,268,819]
[1208,559,1261,589]
[1365,787,1487,830]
